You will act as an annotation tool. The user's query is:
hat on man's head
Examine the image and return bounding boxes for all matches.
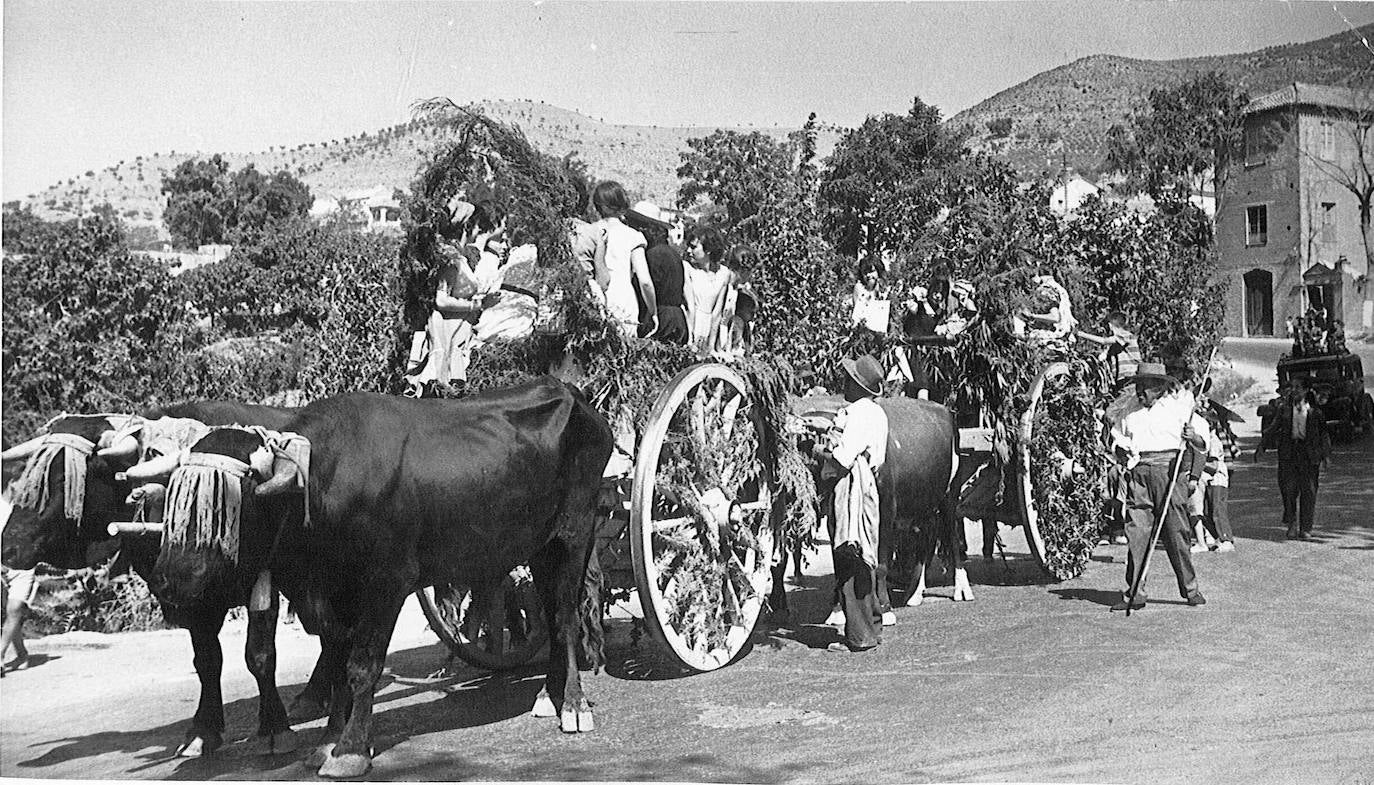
[1130,361,1176,385]
[841,355,884,397]
[626,201,672,230]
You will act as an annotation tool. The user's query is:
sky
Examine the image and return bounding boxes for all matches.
[5,1,1374,201]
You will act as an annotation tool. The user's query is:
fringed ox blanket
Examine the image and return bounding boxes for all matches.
[7,433,96,521]
[163,452,251,563]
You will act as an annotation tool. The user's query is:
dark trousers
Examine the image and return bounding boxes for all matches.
[1278,460,1320,532]
[836,557,881,650]
[1124,457,1199,602]
[1203,484,1233,542]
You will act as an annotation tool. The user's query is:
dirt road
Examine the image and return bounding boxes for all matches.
[3,345,1372,783]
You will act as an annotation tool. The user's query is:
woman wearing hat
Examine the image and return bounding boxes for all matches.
[815,354,889,651]
[625,201,687,345]
[1108,361,1208,611]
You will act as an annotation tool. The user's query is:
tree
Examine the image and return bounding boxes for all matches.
[1,213,189,442]
[1104,72,1248,206]
[675,130,796,239]
[818,97,967,258]
[162,154,232,248]
[987,116,1014,139]
[162,156,312,248]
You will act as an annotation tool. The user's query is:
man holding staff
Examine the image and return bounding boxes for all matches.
[1108,361,1208,612]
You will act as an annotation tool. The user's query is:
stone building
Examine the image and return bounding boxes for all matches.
[1216,83,1373,337]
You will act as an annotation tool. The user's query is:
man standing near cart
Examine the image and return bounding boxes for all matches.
[816,354,889,651]
[1108,361,1208,612]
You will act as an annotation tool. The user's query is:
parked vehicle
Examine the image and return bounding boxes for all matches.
[1260,352,1373,444]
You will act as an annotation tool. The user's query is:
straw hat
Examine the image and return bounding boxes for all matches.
[626,201,672,229]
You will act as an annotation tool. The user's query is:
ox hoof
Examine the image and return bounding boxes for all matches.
[880,611,897,627]
[304,742,335,769]
[560,707,595,733]
[175,733,222,758]
[251,729,303,756]
[904,593,924,608]
[318,750,372,779]
[531,690,557,718]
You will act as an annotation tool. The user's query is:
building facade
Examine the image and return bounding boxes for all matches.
[1217,83,1373,337]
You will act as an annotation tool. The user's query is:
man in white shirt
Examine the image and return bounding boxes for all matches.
[1109,362,1207,611]
[817,355,889,651]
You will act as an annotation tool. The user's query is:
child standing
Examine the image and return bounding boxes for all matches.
[815,354,889,652]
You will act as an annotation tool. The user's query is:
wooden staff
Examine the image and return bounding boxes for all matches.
[1125,342,1221,617]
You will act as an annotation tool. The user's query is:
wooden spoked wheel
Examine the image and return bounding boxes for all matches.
[1016,362,1071,571]
[416,566,549,670]
[629,363,775,672]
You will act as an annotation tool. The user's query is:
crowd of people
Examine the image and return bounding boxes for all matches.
[404,181,759,397]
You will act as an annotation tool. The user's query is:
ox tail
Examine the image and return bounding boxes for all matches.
[8,435,94,521]
[577,542,606,672]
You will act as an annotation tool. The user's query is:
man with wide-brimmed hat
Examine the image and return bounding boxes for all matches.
[1108,361,1208,611]
[815,354,889,651]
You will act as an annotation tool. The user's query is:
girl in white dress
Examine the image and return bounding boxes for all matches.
[591,181,658,337]
[683,224,730,351]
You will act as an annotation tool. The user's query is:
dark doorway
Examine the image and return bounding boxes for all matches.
[1243,268,1273,336]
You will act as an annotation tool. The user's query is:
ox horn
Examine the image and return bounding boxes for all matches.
[98,433,140,460]
[1,435,47,462]
[125,453,182,483]
[255,455,299,496]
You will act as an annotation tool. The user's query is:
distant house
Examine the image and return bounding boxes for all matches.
[1049,174,1099,215]
[1216,83,1374,337]
[309,185,404,234]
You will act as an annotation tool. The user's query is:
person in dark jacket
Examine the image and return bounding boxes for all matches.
[1258,375,1330,540]
[625,201,688,345]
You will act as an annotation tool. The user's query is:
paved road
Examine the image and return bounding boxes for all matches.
[2,348,1371,784]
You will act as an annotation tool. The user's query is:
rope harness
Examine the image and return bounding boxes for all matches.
[8,433,96,522]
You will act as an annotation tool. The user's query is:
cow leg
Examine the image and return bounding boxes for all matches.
[244,587,301,755]
[904,525,935,608]
[304,634,352,769]
[876,526,897,626]
[287,653,334,722]
[316,586,408,779]
[944,496,974,602]
[178,609,228,757]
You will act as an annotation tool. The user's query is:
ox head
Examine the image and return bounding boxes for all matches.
[1,414,139,570]
[142,427,299,609]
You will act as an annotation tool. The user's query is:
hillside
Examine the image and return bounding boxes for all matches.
[953,22,1374,179]
[21,23,1374,229]
[19,101,840,232]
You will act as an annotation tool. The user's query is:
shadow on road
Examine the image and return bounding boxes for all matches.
[1048,587,1118,607]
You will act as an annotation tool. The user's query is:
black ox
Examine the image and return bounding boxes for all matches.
[148,379,613,778]
[771,397,970,620]
[3,402,328,757]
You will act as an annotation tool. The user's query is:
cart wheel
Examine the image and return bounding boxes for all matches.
[416,566,549,671]
[1016,362,1070,573]
[630,363,776,672]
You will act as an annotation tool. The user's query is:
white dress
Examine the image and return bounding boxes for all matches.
[598,217,647,329]
[685,264,729,348]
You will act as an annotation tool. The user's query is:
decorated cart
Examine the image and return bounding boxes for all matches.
[401,100,1113,676]
[418,359,789,673]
